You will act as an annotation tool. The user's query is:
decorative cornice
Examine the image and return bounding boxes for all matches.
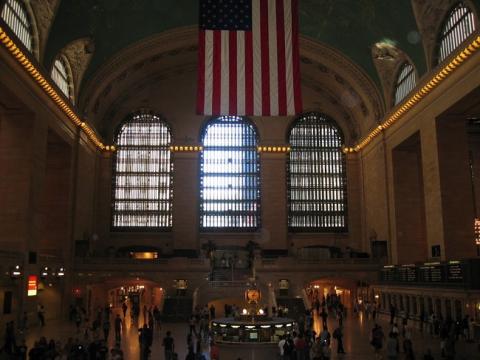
[299,36,385,123]
[0,25,109,151]
[344,35,480,153]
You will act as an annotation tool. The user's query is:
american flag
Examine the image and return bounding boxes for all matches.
[197,0,302,116]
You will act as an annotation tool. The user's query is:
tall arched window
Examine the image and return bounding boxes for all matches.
[51,56,73,101]
[112,112,173,230]
[394,62,416,105]
[200,116,260,230]
[437,2,476,63]
[288,113,347,232]
[1,0,33,51]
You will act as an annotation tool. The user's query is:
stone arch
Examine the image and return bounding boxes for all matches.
[78,26,384,143]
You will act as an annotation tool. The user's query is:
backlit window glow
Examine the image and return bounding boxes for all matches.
[51,58,71,100]
[438,2,476,63]
[200,116,260,230]
[1,0,32,51]
[112,112,173,229]
[394,63,416,105]
[288,113,347,231]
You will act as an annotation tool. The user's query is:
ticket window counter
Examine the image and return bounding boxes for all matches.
[212,320,296,343]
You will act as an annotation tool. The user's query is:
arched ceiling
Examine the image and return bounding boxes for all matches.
[44,0,436,91]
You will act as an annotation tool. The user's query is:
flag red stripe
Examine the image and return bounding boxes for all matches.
[245,31,254,115]
[212,30,222,115]
[197,30,206,115]
[229,31,237,115]
[260,0,270,116]
[291,0,302,113]
[276,0,287,115]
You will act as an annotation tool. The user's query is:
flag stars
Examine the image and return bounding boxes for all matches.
[199,0,252,30]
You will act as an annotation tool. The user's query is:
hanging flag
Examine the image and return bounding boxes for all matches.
[197,0,302,116]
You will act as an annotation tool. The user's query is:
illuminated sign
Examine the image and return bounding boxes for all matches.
[27,275,37,296]
[475,218,480,245]
[279,279,289,289]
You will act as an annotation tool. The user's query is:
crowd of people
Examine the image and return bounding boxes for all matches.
[2,295,479,359]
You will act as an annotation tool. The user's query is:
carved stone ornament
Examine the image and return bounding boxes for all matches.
[410,0,472,68]
[30,0,60,61]
[62,38,95,102]
[371,42,411,110]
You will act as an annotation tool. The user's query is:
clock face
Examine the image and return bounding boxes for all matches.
[246,289,261,303]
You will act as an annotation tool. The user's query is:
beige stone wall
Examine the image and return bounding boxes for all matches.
[361,49,480,263]
[89,69,363,253]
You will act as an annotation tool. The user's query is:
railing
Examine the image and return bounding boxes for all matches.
[261,257,381,266]
[209,280,249,288]
[75,257,169,265]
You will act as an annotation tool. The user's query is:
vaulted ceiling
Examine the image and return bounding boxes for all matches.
[38,0,480,140]
[44,0,438,88]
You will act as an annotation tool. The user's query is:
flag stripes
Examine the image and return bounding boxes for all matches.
[197,0,302,116]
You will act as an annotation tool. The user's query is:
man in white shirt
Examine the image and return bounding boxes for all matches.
[278,335,286,359]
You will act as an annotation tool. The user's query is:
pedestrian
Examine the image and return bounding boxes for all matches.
[3,321,16,355]
[389,304,396,324]
[75,311,82,333]
[309,337,322,360]
[294,332,306,359]
[332,326,345,354]
[122,302,128,318]
[162,330,175,360]
[320,308,328,329]
[114,314,122,343]
[370,324,385,359]
[102,317,110,341]
[278,335,286,359]
[37,303,46,327]
[210,340,219,360]
[386,332,398,360]
[189,315,197,336]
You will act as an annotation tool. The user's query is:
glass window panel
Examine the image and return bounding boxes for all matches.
[287,113,347,232]
[437,2,476,63]
[1,0,32,51]
[51,58,72,99]
[394,63,416,105]
[200,116,260,230]
[111,112,173,230]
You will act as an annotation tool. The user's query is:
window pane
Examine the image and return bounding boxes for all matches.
[112,112,173,229]
[288,113,347,231]
[200,116,260,230]
[1,0,32,51]
[394,63,416,105]
[438,3,476,63]
[51,58,71,99]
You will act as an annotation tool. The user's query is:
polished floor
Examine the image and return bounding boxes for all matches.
[23,308,480,359]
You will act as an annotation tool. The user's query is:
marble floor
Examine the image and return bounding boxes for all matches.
[22,309,480,360]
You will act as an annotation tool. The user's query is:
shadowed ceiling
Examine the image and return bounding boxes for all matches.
[44,0,441,90]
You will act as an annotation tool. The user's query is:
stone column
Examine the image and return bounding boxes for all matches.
[259,151,288,250]
[0,109,48,320]
[172,151,200,250]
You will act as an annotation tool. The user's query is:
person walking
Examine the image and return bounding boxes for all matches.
[122,302,128,318]
[332,326,345,354]
[162,330,175,360]
[386,332,399,360]
[278,335,286,360]
[102,317,111,341]
[37,303,46,327]
[114,314,122,343]
[309,337,323,360]
[389,304,396,324]
[294,332,306,360]
[320,308,328,329]
[371,324,385,360]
